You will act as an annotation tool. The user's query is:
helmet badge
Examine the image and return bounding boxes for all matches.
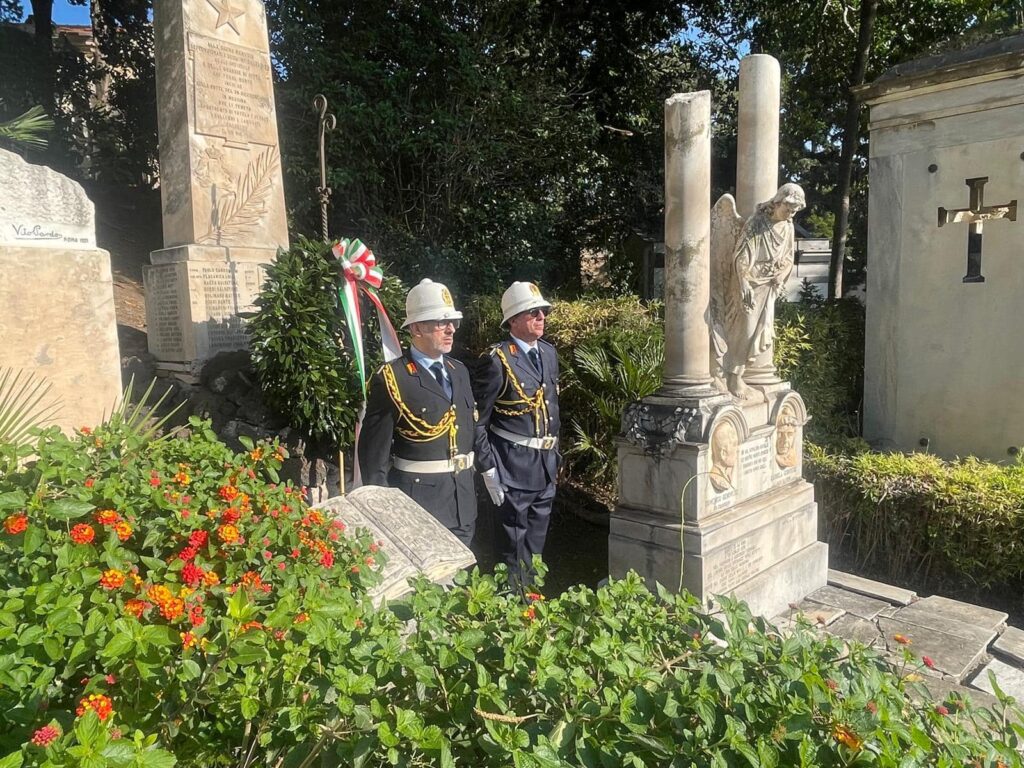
[441,287,453,307]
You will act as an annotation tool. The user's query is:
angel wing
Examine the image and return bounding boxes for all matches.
[709,194,745,378]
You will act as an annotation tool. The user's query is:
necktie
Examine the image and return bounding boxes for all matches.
[528,348,542,376]
[430,362,452,400]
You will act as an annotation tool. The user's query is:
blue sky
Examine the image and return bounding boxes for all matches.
[21,2,91,25]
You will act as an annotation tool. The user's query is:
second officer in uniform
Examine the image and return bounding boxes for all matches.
[473,281,560,585]
[358,279,480,545]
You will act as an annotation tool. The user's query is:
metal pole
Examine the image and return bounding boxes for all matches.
[313,94,337,243]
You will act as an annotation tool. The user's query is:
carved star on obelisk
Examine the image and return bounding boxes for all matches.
[206,0,245,34]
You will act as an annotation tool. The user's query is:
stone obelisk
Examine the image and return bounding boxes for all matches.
[143,0,289,382]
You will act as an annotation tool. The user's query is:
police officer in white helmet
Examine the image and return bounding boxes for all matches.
[358,279,482,544]
[473,282,560,586]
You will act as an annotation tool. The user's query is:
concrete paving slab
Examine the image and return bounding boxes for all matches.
[895,595,1007,634]
[993,626,1024,666]
[825,613,885,648]
[827,569,916,605]
[878,616,995,683]
[806,584,892,619]
[908,672,999,711]
[780,601,846,627]
[969,658,1024,704]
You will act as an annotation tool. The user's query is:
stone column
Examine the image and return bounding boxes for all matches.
[660,91,713,396]
[736,54,780,218]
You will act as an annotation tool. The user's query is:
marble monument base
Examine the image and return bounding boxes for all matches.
[143,244,275,380]
[610,384,827,618]
[0,247,122,434]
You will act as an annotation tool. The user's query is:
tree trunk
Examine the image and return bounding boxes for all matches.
[828,0,877,300]
[29,0,53,48]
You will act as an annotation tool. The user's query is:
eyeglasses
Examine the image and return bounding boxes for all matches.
[524,308,549,319]
[430,319,461,330]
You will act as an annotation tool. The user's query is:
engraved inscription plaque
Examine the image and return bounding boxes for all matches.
[145,265,188,359]
[191,34,275,146]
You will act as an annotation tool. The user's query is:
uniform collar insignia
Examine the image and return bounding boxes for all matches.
[405,361,417,375]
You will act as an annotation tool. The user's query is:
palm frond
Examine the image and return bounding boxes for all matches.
[103,375,183,446]
[0,106,55,151]
[0,368,62,448]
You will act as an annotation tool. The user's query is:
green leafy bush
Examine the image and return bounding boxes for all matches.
[3,416,1023,766]
[774,298,865,443]
[0,416,386,767]
[248,236,406,448]
[564,339,664,492]
[810,443,1024,589]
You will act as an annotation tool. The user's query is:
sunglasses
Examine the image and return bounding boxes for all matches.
[523,308,549,319]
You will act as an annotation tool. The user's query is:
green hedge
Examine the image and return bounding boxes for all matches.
[810,444,1024,590]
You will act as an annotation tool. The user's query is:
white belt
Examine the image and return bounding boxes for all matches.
[490,426,558,450]
[393,452,474,474]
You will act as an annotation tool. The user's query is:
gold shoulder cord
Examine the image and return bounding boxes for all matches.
[492,347,548,437]
[381,364,458,458]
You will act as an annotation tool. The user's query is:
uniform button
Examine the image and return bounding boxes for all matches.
[421,407,427,413]
[414,478,421,483]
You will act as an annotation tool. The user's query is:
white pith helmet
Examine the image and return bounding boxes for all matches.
[501,281,551,326]
[402,278,463,328]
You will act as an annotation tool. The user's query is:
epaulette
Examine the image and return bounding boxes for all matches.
[538,338,555,350]
[486,343,501,357]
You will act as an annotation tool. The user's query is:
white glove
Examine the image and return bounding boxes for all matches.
[481,467,506,506]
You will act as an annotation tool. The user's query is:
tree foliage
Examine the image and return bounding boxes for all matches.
[266,0,702,294]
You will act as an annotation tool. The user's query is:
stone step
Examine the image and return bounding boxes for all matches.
[993,626,1024,666]
[827,569,916,606]
[893,595,1007,634]
[805,584,892,620]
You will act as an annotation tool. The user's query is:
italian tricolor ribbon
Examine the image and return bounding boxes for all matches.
[332,238,402,390]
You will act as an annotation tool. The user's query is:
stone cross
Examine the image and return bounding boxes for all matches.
[937,177,1017,283]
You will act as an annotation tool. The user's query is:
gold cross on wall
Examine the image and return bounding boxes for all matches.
[937,177,1017,283]
[206,0,245,35]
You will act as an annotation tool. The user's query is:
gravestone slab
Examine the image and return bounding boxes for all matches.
[806,584,892,619]
[0,149,121,433]
[779,600,845,628]
[826,613,886,648]
[315,486,475,604]
[877,615,995,682]
[828,569,916,605]
[910,674,998,711]
[993,625,1024,666]
[0,150,95,249]
[893,595,1007,634]
[969,657,1024,703]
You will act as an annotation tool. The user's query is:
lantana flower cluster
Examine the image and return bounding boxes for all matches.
[0,421,385,758]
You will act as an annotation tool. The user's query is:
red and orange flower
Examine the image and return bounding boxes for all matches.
[217,523,240,544]
[95,509,120,526]
[3,513,28,535]
[99,569,126,590]
[76,694,114,721]
[70,523,96,544]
